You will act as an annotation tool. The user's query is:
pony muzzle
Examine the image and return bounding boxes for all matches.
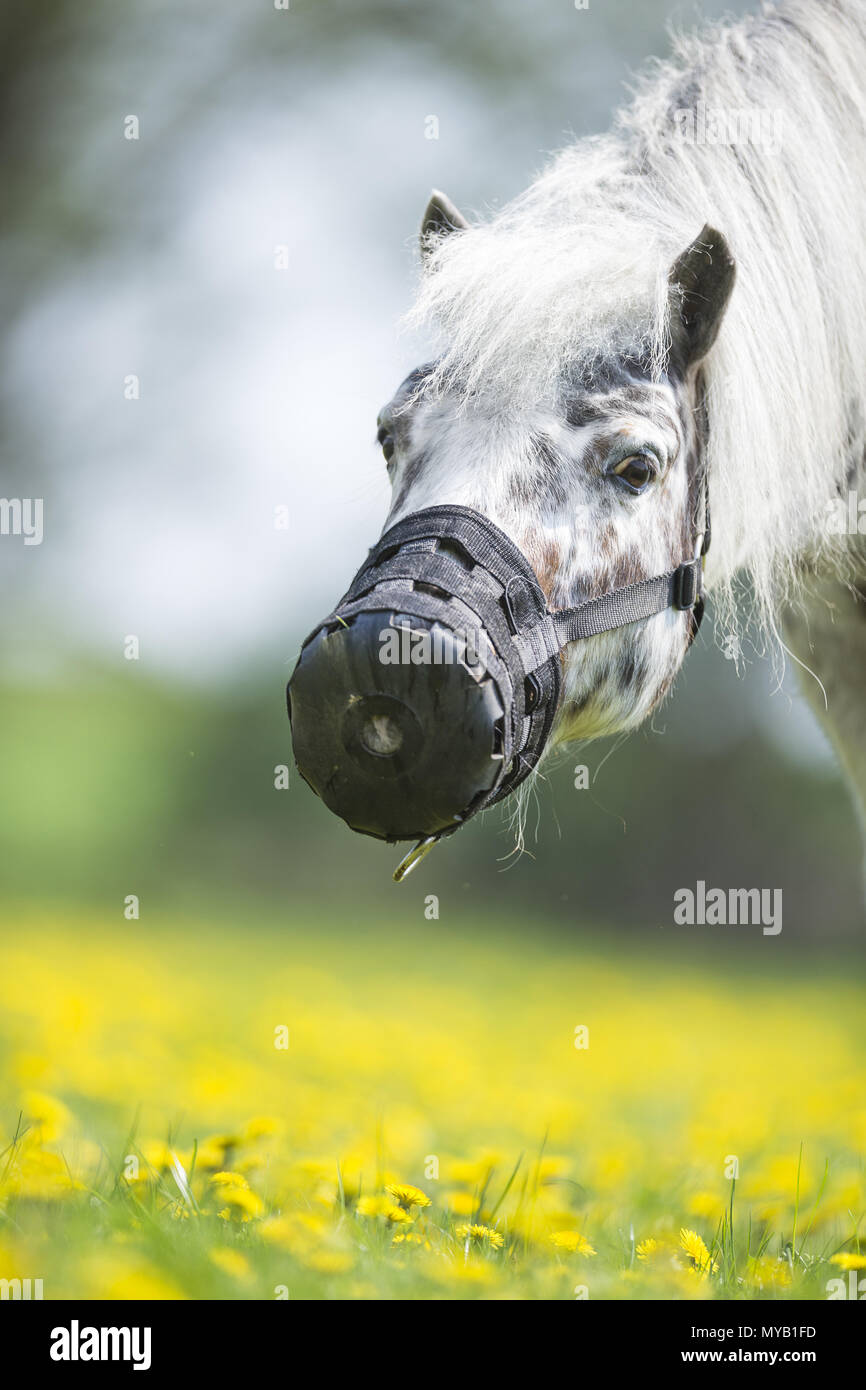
[287,506,563,847]
[287,502,704,871]
[288,610,513,842]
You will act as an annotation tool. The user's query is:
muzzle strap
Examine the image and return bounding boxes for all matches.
[550,558,702,646]
[510,559,702,674]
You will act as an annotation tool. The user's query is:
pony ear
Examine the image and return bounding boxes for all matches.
[420,189,468,261]
[668,225,736,369]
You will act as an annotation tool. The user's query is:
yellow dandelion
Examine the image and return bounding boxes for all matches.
[10,1147,79,1201]
[209,1248,251,1280]
[303,1250,354,1274]
[385,1204,413,1224]
[455,1222,504,1249]
[235,1154,266,1176]
[293,1158,337,1185]
[22,1091,71,1143]
[537,1156,572,1182]
[830,1252,866,1270]
[102,1264,186,1301]
[688,1190,725,1222]
[259,1212,328,1250]
[551,1230,596,1255]
[139,1140,173,1174]
[430,1259,498,1286]
[447,1157,498,1185]
[204,1133,243,1153]
[679,1228,719,1274]
[356,1194,388,1218]
[209,1170,249,1190]
[190,1141,228,1172]
[356,1194,413,1223]
[242,1115,283,1142]
[636,1237,668,1262]
[212,1183,263,1221]
[385,1182,431,1210]
[443,1189,476,1217]
[392,1231,432,1249]
[745,1255,792,1289]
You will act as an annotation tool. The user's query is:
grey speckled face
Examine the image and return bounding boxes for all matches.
[375,353,706,745]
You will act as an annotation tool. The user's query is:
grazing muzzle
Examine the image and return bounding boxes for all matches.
[287,504,706,878]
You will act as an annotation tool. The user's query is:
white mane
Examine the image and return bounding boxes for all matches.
[407,0,866,638]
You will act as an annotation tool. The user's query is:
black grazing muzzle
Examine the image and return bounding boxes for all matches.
[287,503,707,878]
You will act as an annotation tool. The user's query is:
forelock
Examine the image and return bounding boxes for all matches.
[404,137,674,413]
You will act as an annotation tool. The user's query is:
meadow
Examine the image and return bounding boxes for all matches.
[1,908,864,1300]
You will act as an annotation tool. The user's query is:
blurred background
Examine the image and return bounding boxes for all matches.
[1,0,863,939]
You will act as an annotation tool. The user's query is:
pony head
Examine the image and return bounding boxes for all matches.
[379,190,736,745]
[287,188,737,858]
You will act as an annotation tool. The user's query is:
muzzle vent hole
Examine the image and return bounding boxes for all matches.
[491,717,504,758]
[437,538,475,570]
[413,580,449,599]
[360,714,404,758]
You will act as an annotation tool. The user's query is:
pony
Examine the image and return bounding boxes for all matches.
[372,0,866,847]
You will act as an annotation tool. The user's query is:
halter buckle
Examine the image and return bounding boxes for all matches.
[672,558,701,611]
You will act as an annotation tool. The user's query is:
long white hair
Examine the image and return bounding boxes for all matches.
[407,0,866,640]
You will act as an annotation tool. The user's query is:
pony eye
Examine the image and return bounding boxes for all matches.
[377,427,395,465]
[610,453,655,492]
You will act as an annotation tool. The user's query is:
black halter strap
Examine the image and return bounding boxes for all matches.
[550,559,702,646]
